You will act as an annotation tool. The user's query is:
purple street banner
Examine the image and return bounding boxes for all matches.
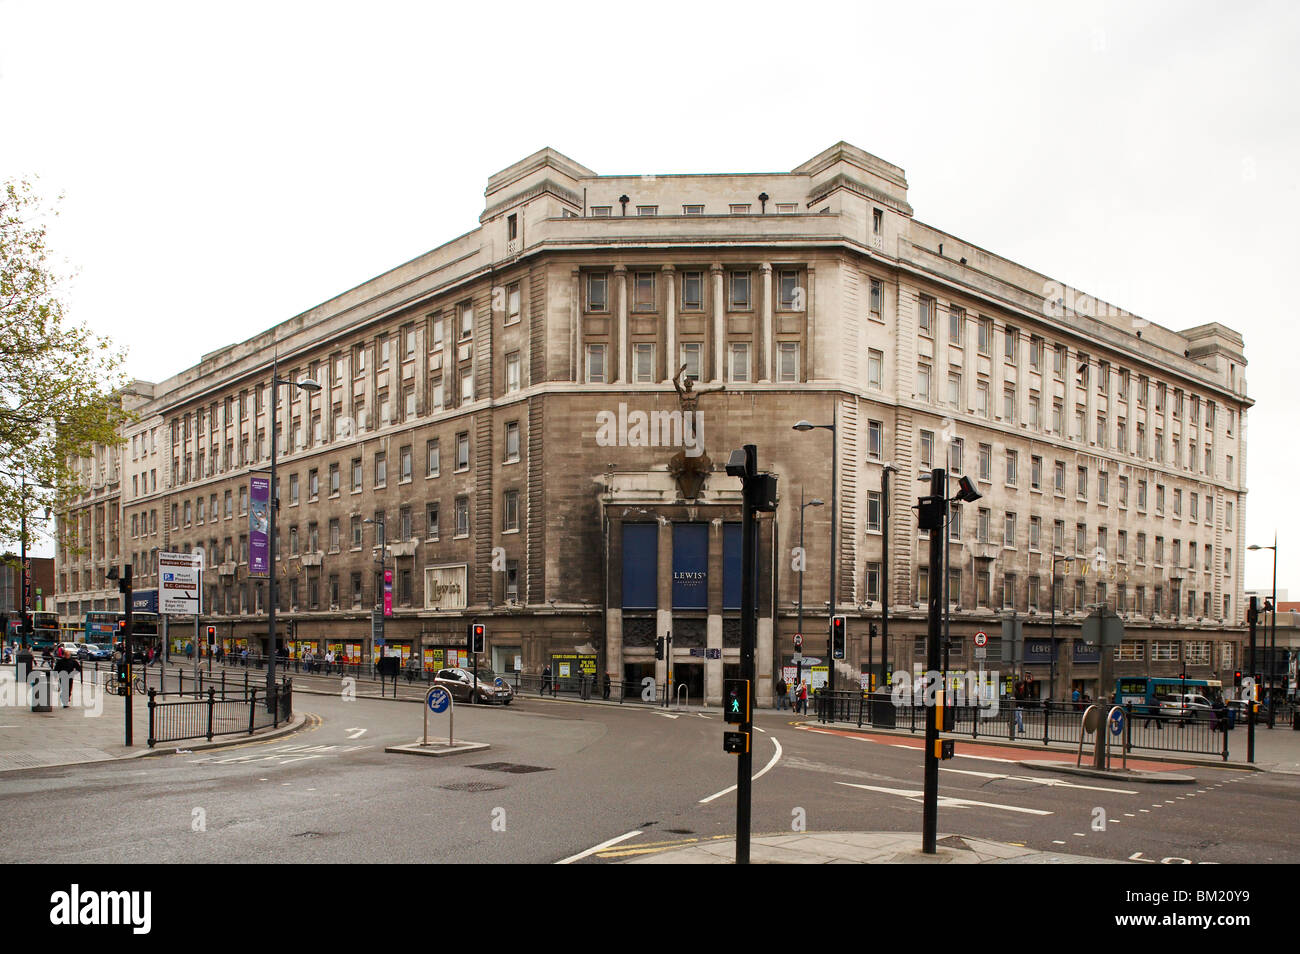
[384,569,393,617]
[249,476,270,577]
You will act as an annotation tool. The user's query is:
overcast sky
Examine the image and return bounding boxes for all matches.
[3,0,1297,592]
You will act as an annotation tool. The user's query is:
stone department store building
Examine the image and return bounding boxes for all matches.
[55,142,1252,706]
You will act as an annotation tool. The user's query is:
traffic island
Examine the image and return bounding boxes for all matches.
[385,738,491,758]
[1016,761,1197,784]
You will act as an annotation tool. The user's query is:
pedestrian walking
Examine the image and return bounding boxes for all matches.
[603,671,611,700]
[798,681,809,714]
[776,676,788,710]
[541,664,552,695]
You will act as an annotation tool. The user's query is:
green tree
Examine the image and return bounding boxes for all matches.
[0,178,130,553]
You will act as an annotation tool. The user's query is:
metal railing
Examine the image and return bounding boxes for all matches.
[814,690,1232,760]
[147,679,293,748]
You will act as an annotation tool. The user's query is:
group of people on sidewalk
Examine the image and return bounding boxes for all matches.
[774,676,810,714]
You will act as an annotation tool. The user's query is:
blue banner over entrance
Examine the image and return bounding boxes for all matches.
[672,523,708,610]
[622,523,658,610]
[722,522,741,610]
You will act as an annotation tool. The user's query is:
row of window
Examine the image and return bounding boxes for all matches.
[588,203,800,217]
[583,341,801,384]
[584,268,804,314]
[907,567,1233,621]
[914,296,1235,432]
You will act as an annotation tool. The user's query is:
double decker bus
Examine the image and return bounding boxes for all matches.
[84,611,118,646]
[30,612,60,650]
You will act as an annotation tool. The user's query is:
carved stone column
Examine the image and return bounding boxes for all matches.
[711,264,725,384]
[760,263,773,383]
[662,264,676,383]
[614,265,628,384]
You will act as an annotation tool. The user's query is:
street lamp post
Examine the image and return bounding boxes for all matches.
[364,514,389,668]
[796,489,824,693]
[267,360,320,699]
[1248,537,1278,727]
[794,407,838,693]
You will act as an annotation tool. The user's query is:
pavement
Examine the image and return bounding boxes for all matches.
[621,830,1117,864]
[0,666,304,772]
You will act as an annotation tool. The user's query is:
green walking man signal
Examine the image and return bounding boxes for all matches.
[723,678,750,725]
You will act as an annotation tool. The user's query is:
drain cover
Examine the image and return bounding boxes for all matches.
[469,762,552,774]
[440,781,506,793]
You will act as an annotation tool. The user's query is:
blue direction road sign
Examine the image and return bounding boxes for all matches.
[427,687,451,713]
[1109,708,1126,736]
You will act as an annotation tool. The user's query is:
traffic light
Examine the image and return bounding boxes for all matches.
[1234,670,1242,686]
[830,615,847,660]
[206,625,216,646]
[470,622,485,654]
[654,636,665,660]
[723,678,750,725]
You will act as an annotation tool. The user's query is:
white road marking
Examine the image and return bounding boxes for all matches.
[834,782,1052,816]
[940,767,1137,794]
[555,830,641,865]
[653,712,680,720]
[1052,840,1066,845]
[346,727,367,739]
[1074,833,1086,837]
[754,727,766,734]
[699,736,784,803]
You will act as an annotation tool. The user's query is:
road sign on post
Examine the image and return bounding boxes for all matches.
[159,552,202,616]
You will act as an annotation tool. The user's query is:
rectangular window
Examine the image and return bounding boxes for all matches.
[868,420,882,460]
[586,344,607,383]
[729,342,750,383]
[1077,465,1088,499]
[977,318,992,356]
[919,430,934,470]
[779,270,800,310]
[590,206,611,217]
[460,301,474,340]
[917,295,934,335]
[633,343,656,383]
[947,372,961,407]
[1005,450,1017,486]
[1054,461,1065,494]
[426,503,439,539]
[977,508,990,544]
[978,443,991,482]
[728,204,751,215]
[976,381,989,417]
[329,463,340,496]
[949,437,963,473]
[1004,325,1018,361]
[455,496,469,537]
[636,205,657,217]
[461,368,474,402]
[680,343,702,383]
[869,279,883,317]
[916,364,931,401]
[506,351,521,392]
[503,489,520,531]
[948,306,964,345]
[682,204,704,215]
[351,457,362,493]
[1031,455,1042,490]
[505,421,520,462]
[1004,512,1016,548]
[634,271,656,311]
[587,273,608,312]
[1029,516,1041,550]
[867,350,883,389]
[866,491,881,532]
[681,272,703,311]
[777,343,799,382]
[729,271,751,309]
[1029,336,1043,369]
[456,432,469,471]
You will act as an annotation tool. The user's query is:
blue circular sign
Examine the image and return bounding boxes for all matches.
[494,677,505,688]
[1109,709,1126,736]
[427,687,451,713]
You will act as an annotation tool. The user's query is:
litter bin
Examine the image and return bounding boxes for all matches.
[870,691,896,728]
[29,668,52,712]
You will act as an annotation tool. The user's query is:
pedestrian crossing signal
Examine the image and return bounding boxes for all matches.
[724,678,750,725]
[831,615,847,659]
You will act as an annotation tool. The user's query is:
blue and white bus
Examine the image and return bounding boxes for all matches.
[1115,677,1223,713]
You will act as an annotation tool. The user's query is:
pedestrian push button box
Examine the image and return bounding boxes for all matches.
[723,731,749,755]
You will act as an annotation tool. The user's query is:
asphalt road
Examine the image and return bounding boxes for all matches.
[1,688,1296,864]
